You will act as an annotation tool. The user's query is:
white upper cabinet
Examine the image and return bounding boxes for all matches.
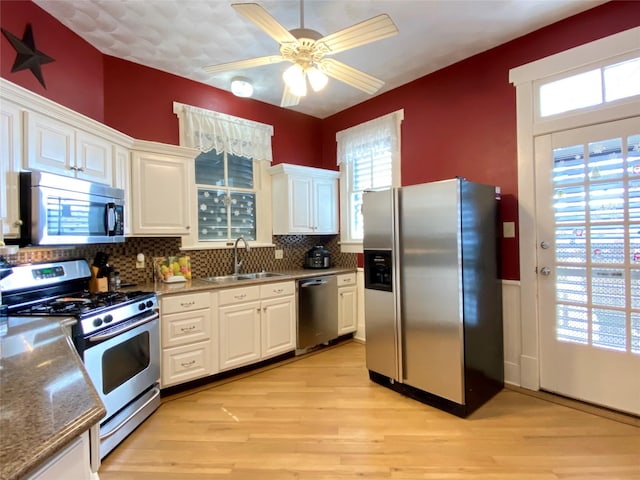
[269,163,339,235]
[113,145,131,235]
[0,100,23,239]
[129,140,198,236]
[24,111,113,185]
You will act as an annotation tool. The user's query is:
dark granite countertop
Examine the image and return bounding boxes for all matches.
[0,317,106,480]
[134,267,357,296]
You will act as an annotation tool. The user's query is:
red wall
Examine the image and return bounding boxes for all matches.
[103,56,323,167]
[2,1,639,280]
[321,1,640,279]
[0,0,104,122]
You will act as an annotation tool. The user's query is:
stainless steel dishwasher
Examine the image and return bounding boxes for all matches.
[297,275,338,349]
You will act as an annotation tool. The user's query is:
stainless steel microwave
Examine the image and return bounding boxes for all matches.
[16,171,125,247]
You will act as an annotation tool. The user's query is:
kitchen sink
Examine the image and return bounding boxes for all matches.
[199,272,286,283]
[200,275,245,283]
[239,272,286,279]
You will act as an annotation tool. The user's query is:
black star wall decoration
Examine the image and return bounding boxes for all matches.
[1,24,55,88]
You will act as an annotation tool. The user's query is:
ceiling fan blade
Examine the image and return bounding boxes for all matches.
[317,14,398,55]
[318,58,384,95]
[280,84,300,108]
[232,3,297,45]
[203,55,284,74]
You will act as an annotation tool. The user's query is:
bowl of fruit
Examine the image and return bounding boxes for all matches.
[154,256,191,283]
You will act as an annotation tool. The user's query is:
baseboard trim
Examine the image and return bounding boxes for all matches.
[505,384,639,427]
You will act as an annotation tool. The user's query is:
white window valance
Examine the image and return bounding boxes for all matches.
[336,109,404,165]
[173,102,274,162]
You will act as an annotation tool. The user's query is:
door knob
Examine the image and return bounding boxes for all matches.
[539,267,551,276]
[540,241,550,249]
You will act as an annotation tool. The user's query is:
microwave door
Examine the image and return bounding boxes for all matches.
[35,188,122,245]
[105,203,116,236]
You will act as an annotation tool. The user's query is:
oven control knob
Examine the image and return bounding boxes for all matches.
[138,302,146,311]
[104,314,113,324]
[146,300,153,308]
[93,318,103,328]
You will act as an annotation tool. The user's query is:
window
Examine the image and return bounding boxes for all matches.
[195,150,256,241]
[337,110,403,252]
[538,56,640,118]
[173,102,274,248]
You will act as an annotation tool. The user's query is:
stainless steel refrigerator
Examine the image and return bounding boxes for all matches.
[363,178,503,417]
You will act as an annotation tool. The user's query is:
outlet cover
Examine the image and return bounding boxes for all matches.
[274,249,284,259]
[503,221,516,238]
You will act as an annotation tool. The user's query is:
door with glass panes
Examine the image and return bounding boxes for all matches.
[535,117,640,415]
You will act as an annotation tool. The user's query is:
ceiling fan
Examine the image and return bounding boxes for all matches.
[203,1,398,107]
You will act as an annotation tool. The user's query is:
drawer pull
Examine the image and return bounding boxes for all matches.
[180,325,196,332]
[180,301,196,308]
[181,360,196,368]
[235,293,247,300]
[273,288,284,294]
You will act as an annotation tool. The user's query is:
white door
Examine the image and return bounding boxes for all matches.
[535,117,640,415]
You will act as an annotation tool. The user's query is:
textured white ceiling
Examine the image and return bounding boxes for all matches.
[34,0,607,119]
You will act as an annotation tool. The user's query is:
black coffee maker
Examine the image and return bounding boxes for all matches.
[304,246,331,269]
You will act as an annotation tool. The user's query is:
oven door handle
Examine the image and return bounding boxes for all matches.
[99,386,161,441]
[88,312,159,342]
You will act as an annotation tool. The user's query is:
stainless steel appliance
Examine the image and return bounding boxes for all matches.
[363,178,503,417]
[1,259,160,461]
[13,171,125,247]
[296,275,338,349]
[303,245,331,269]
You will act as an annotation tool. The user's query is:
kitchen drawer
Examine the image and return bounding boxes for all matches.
[161,340,212,387]
[219,285,260,306]
[337,273,356,287]
[162,291,211,314]
[260,281,295,299]
[162,308,212,348]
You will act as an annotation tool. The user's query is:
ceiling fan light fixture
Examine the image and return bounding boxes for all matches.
[307,66,328,92]
[230,77,253,97]
[283,63,307,96]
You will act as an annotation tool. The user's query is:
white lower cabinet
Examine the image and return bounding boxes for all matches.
[337,273,357,335]
[160,291,218,388]
[260,282,296,359]
[219,282,295,371]
[25,432,93,480]
[219,285,262,370]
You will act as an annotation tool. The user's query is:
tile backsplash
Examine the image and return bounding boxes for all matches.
[1,235,357,285]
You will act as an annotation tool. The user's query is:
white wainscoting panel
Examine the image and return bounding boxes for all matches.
[354,268,366,342]
[502,280,522,386]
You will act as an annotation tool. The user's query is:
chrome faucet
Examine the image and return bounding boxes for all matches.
[233,236,250,275]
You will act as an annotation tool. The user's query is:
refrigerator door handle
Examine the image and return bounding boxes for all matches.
[392,187,404,382]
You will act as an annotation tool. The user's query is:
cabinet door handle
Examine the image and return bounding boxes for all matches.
[263,307,267,312]
[256,308,261,313]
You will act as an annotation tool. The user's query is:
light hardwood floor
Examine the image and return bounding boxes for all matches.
[99,341,640,479]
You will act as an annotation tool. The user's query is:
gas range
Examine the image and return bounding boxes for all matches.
[1,259,157,337]
[1,258,161,460]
